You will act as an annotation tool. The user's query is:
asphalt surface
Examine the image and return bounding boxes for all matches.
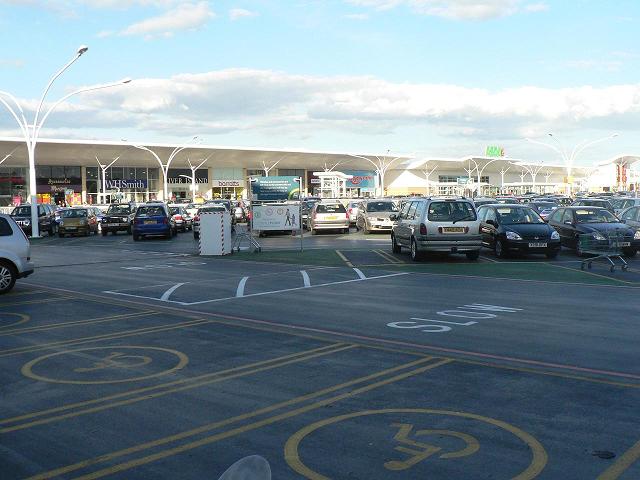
[1,228,639,479]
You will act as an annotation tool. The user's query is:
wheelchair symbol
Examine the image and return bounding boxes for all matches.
[384,423,480,471]
[74,351,152,373]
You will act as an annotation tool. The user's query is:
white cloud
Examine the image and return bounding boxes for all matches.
[566,59,623,72]
[344,13,370,20]
[119,1,215,37]
[346,0,546,20]
[229,8,257,20]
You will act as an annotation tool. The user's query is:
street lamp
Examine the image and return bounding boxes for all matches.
[525,133,618,193]
[183,155,210,200]
[95,139,130,205]
[0,46,131,237]
[346,151,407,197]
[133,136,202,201]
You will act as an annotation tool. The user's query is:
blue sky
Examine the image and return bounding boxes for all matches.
[1,0,639,164]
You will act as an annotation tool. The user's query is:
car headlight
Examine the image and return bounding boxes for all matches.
[592,232,606,241]
[634,230,640,240]
[505,231,522,240]
[24,219,31,225]
[551,230,560,240]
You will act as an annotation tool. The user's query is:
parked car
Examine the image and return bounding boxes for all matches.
[494,196,520,204]
[619,205,640,230]
[233,204,248,223]
[309,201,350,234]
[10,204,58,236]
[132,202,176,241]
[168,205,193,232]
[355,199,399,233]
[0,214,34,294]
[391,197,482,261]
[547,206,640,257]
[204,199,236,226]
[101,203,135,235]
[346,201,361,225]
[58,207,99,237]
[571,198,615,214]
[611,197,640,216]
[193,205,227,239]
[477,204,561,258]
[529,201,558,222]
[472,197,496,208]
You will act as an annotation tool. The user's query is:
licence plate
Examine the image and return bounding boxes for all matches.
[107,223,121,227]
[66,227,77,231]
[144,220,156,225]
[325,216,337,220]
[528,242,547,248]
[621,242,630,247]
[443,227,464,233]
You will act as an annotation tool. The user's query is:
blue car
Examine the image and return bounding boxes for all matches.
[132,203,177,241]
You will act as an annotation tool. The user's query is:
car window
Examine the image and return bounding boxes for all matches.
[316,203,346,213]
[62,209,88,218]
[12,206,31,216]
[137,206,165,216]
[485,208,497,223]
[406,202,418,220]
[476,207,487,222]
[366,201,398,212]
[427,201,476,222]
[0,217,13,236]
[548,209,563,222]
[621,207,639,221]
[495,206,543,224]
[562,210,574,223]
[108,205,132,215]
[399,201,411,219]
[574,209,617,223]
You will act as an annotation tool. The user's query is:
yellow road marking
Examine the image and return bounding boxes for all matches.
[26,357,450,480]
[547,262,634,285]
[0,311,156,336]
[0,318,211,357]
[374,249,405,264]
[596,437,640,479]
[2,343,353,433]
[0,295,75,307]
[335,249,354,267]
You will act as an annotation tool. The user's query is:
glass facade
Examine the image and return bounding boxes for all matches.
[0,166,27,206]
[86,166,160,204]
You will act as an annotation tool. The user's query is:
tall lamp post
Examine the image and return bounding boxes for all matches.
[95,140,131,204]
[347,150,406,197]
[525,133,618,194]
[133,136,202,201]
[0,146,19,168]
[184,155,210,200]
[0,46,131,237]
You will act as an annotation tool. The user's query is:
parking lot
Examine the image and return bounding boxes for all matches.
[2,229,640,479]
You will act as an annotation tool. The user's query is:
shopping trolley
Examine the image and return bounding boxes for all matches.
[578,229,629,272]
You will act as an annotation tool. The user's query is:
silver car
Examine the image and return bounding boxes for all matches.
[619,205,640,230]
[309,202,350,234]
[391,198,482,261]
[355,199,399,233]
[612,198,640,216]
[346,201,361,224]
[0,214,34,294]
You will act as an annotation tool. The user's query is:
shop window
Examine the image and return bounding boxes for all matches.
[148,168,159,180]
[50,166,65,178]
[66,166,81,178]
[124,167,136,179]
[37,166,51,178]
[109,167,124,180]
[278,169,305,177]
[86,167,99,180]
[136,168,148,179]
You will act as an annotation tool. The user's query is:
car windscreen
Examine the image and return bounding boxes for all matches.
[531,202,557,210]
[575,209,617,223]
[427,201,476,222]
[611,199,627,209]
[107,205,131,215]
[62,209,87,218]
[316,204,346,213]
[136,206,165,217]
[496,207,544,224]
[12,206,31,215]
[366,201,398,213]
[198,207,225,213]
[169,207,180,215]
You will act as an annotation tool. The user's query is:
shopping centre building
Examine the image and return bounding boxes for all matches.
[0,137,637,206]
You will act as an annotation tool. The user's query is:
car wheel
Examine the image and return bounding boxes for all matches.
[410,238,422,262]
[546,250,559,259]
[466,250,480,261]
[391,234,401,254]
[495,240,507,258]
[0,261,17,294]
[623,248,637,257]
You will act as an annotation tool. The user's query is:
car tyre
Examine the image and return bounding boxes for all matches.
[363,223,369,235]
[466,250,480,261]
[410,238,423,262]
[495,240,507,258]
[0,261,17,294]
[391,234,401,254]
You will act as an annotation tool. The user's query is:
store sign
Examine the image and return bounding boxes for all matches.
[485,146,505,158]
[211,180,243,188]
[344,170,376,189]
[251,176,300,201]
[36,177,81,194]
[105,179,148,189]
[167,168,208,184]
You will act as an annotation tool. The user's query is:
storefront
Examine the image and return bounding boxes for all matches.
[0,166,26,206]
[344,170,376,197]
[86,166,160,204]
[166,168,208,201]
[36,166,82,206]
[212,168,245,199]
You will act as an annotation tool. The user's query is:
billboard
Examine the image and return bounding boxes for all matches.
[344,170,376,189]
[252,204,300,231]
[251,176,300,201]
[485,146,505,158]
[105,179,148,189]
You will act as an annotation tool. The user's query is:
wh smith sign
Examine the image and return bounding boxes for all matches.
[344,171,376,189]
[105,179,147,189]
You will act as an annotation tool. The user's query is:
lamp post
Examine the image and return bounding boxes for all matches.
[0,146,18,168]
[0,46,131,237]
[133,136,202,201]
[346,150,406,197]
[525,133,618,194]
[510,162,546,194]
[185,155,210,200]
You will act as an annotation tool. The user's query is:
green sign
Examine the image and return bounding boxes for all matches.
[485,145,505,158]
[251,176,300,201]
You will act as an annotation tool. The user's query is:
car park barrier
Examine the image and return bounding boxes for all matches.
[578,229,629,272]
[199,210,232,256]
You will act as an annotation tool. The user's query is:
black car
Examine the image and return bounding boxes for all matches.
[547,206,640,257]
[571,198,615,214]
[477,204,561,259]
[101,203,135,235]
[10,204,58,236]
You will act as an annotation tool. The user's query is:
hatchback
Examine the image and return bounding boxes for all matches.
[391,198,482,261]
[133,203,176,240]
[619,205,640,230]
[309,202,349,234]
[58,208,99,237]
[0,214,34,294]
[355,199,399,233]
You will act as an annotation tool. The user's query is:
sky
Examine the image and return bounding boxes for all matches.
[0,0,639,165]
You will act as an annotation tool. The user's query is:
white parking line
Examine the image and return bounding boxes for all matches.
[236,276,249,297]
[301,270,311,287]
[160,283,186,301]
[353,268,367,279]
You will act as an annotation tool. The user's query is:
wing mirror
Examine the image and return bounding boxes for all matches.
[564,220,573,226]
[486,219,497,227]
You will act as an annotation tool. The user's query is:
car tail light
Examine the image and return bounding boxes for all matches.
[174,214,182,220]
[419,223,427,235]
[194,215,200,222]
[345,212,349,219]
[347,208,352,215]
